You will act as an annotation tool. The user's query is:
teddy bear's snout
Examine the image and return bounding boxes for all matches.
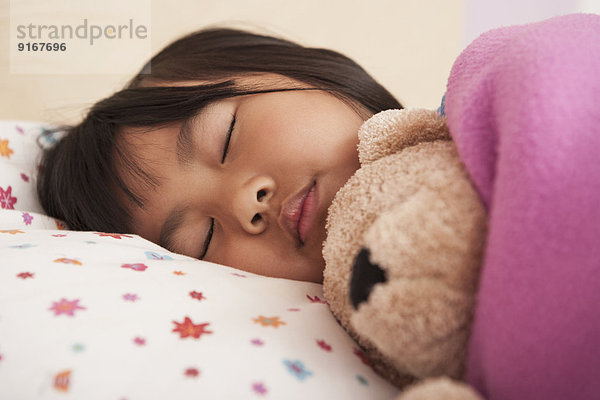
[350,248,388,309]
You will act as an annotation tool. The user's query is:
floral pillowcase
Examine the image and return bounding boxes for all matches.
[0,121,400,399]
[0,121,63,228]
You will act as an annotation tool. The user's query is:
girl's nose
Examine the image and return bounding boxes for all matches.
[232,175,276,234]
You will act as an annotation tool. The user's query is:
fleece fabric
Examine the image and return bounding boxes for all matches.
[444,13,600,400]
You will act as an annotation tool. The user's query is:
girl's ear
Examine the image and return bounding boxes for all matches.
[358,109,450,165]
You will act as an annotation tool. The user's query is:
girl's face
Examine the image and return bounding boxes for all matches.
[117,75,365,283]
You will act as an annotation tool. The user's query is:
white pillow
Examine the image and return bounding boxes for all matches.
[0,121,55,213]
[0,121,400,399]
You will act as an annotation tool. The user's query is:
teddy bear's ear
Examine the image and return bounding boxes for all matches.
[358,109,451,165]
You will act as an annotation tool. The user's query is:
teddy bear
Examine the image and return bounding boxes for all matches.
[322,108,487,399]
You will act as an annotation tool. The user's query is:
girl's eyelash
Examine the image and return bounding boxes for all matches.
[221,114,236,163]
[199,218,214,259]
[202,113,235,259]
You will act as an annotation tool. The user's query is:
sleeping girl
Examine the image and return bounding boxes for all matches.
[37,12,600,302]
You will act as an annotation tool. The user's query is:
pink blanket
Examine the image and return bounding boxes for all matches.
[444,14,600,400]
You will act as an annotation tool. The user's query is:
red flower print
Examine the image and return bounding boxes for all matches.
[306,294,328,304]
[353,348,372,367]
[172,317,212,339]
[15,125,25,135]
[316,340,332,352]
[49,298,86,317]
[54,370,71,392]
[54,258,82,266]
[184,368,200,377]
[121,263,148,272]
[22,212,33,225]
[232,272,247,278]
[52,234,67,237]
[0,186,17,209]
[17,272,34,279]
[20,173,29,182]
[133,337,146,346]
[189,291,205,301]
[252,382,268,395]
[95,232,133,239]
[250,338,264,346]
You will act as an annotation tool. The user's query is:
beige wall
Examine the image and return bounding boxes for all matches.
[0,0,463,125]
[463,0,592,46]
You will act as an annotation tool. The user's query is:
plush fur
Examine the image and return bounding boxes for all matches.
[322,109,487,398]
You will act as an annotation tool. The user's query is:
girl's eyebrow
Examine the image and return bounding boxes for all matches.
[158,205,189,251]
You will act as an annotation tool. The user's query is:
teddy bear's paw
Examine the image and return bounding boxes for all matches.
[358,109,450,165]
[350,248,387,309]
[399,377,484,400]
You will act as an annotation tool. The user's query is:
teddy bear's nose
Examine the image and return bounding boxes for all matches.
[350,248,388,309]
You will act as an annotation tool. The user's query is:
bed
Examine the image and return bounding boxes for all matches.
[0,121,400,399]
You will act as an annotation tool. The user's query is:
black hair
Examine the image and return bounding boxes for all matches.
[37,27,403,233]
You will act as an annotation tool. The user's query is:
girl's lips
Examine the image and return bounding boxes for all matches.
[279,180,318,246]
[297,183,317,245]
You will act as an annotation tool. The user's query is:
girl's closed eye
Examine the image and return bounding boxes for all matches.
[221,113,236,163]
[199,218,214,259]
[201,112,236,259]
